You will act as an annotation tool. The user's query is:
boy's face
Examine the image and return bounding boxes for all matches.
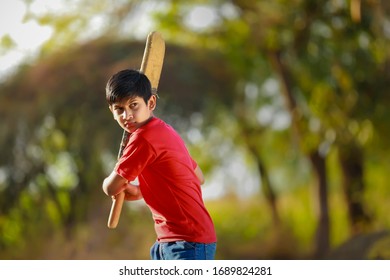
[109,95,156,133]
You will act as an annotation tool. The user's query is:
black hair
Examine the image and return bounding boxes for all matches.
[105,69,152,105]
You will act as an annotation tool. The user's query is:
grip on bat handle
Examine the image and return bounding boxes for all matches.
[107,191,125,229]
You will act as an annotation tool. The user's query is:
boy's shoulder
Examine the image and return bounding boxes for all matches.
[130,117,187,153]
[144,117,166,130]
[139,117,181,140]
[137,117,171,136]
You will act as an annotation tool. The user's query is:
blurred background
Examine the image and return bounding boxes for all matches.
[1,0,390,260]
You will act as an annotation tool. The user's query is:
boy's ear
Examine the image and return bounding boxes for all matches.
[148,95,157,110]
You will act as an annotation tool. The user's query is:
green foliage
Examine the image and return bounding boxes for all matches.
[0,34,16,55]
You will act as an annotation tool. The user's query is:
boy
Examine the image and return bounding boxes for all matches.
[102,69,217,260]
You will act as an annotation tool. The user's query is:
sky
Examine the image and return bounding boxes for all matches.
[0,0,59,77]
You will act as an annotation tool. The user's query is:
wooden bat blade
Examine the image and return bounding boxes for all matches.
[140,31,165,94]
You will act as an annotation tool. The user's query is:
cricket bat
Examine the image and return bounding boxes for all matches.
[107,31,165,229]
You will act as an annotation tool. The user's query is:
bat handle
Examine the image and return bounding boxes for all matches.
[107,191,125,229]
[118,131,130,158]
[108,131,128,229]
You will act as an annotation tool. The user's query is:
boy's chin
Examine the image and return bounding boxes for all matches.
[120,126,132,133]
[125,126,138,133]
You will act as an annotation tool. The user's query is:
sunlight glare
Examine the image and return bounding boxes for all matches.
[184,6,220,31]
[0,0,54,76]
[0,1,25,36]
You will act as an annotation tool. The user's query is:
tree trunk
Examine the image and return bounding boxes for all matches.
[256,158,280,226]
[252,151,280,227]
[269,50,330,256]
[338,144,371,234]
[239,124,281,227]
[309,151,330,257]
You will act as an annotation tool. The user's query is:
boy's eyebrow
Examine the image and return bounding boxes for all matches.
[127,97,138,103]
[112,96,140,107]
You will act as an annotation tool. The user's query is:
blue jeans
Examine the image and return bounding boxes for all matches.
[150,241,217,260]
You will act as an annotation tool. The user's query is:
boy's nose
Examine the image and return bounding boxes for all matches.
[123,109,133,120]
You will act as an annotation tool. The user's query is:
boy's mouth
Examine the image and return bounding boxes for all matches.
[124,121,137,130]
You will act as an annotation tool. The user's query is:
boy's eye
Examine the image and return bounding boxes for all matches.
[130,103,138,109]
[114,107,124,113]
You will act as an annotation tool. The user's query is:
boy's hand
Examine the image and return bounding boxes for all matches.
[124,183,143,201]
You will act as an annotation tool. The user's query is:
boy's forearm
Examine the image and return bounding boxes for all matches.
[102,171,128,196]
[103,179,125,197]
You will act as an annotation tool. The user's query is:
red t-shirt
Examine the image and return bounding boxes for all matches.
[115,117,216,243]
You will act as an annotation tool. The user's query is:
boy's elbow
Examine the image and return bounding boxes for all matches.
[102,171,126,196]
[102,178,110,196]
[102,178,116,196]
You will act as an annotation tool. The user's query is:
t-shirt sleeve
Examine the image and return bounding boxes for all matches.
[114,134,156,182]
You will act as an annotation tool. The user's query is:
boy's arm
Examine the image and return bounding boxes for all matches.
[102,171,142,200]
[194,165,205,185]
[102,171,127,196]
